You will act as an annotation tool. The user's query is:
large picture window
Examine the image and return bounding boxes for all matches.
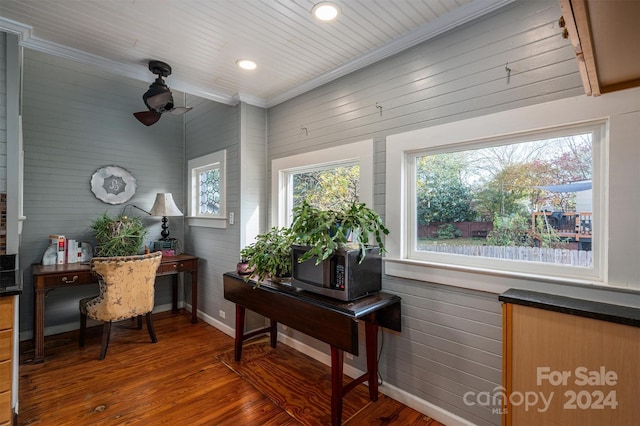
[384,93,622,292]
[409,130,595,269]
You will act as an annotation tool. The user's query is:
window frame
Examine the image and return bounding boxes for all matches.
[187,149,227,229]
[271,140,374,228]
[385,95,617,294]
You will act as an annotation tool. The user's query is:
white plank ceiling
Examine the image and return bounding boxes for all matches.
[0,0,513,107]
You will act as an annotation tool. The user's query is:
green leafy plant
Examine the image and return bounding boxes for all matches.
[240,227,294,283]
[288,200,389,264]
[437,223,462,239]
[91,213,147,257]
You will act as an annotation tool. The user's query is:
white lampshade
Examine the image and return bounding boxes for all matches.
[149,193,183,217]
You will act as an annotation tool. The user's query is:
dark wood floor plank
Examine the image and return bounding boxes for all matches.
[18,310,444,426]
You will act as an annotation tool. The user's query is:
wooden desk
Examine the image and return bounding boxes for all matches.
[31,253,199,363]
[223,272,401,426]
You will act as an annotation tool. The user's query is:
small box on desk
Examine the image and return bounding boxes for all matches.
[153,240,177,256]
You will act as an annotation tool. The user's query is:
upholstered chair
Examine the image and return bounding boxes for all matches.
[79,251,163,360]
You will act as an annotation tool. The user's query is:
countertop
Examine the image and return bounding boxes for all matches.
[499,288,640,328]
[0,270,22,296]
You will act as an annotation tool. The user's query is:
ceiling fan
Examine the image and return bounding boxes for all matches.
[133,60,192,126]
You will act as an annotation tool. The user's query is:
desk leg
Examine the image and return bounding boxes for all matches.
[171,274,179,313]
[331,346,344,426]
[190,270,198,324]
[234,305,246,362]
[33,287,46,363]
[365,321,379,401]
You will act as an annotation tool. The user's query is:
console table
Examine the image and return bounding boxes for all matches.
[223,272,401,426]
[31,253,199,363]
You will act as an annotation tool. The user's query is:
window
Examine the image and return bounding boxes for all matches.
[409,130,595,269]
[385,94,620,293]
[187,149,226,228]
[272,140,373,228]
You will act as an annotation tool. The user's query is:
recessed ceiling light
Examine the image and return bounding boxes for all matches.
[236,59,257,70]
[312,2,340,22]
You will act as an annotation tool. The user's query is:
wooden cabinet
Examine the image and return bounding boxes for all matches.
[501,289,640,425]
[0,296,15,425]
[560,0,640,96]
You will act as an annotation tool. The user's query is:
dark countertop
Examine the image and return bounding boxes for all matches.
[499,288,640,328]
[0,270,22,296]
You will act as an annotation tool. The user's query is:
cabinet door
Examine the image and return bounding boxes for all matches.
[504,304,640,425]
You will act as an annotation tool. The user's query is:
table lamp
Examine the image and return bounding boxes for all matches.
[149,193,183,241]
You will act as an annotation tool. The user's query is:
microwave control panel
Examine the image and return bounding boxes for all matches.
[334,264,345,289]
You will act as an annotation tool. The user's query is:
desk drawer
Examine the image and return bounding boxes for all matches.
[157,259,197,275]
[41,271,94,287]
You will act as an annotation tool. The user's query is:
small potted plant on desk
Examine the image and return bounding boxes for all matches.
[239,226,294,284]
[91,213,147,256]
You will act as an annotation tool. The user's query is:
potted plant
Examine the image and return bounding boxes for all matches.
[239,227,294,283]
[91,212,148,257]
[288,200,389,264]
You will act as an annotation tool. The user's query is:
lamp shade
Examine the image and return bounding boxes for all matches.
[149,193,183,217]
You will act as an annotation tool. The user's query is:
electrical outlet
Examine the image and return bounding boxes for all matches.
[218,310,226,319]
[228,212,234,225]
[346,353,353,360]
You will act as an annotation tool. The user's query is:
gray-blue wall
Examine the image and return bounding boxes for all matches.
[265,2,582,424]
[18,50,185,335]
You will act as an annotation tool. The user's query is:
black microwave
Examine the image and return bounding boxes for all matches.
[291,244,382,301]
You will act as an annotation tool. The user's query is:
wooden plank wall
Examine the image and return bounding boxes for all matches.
[18,49,185,336]
[266,1,583,425]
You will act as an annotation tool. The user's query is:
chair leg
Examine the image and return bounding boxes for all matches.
[137,315,143,330]
[79,312,87,347]
[146,312,158,343]
[99,322,112,360]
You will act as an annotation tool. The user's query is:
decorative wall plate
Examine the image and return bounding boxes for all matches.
[90,165,137,205]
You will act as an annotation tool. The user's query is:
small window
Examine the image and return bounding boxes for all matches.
[187,150,226,228]
[284,163,360,225]
[272,140,373,228]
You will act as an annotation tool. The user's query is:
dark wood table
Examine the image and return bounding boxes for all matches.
[31,253,199,363]
[223,271,401,426]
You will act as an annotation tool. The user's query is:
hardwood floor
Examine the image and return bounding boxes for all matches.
[18,310,445,425]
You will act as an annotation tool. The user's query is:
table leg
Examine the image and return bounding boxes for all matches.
[33,287,46,363]
[270,319,278,348]
[171,274,178,313]
[234,305,246,361]
[365,321,379,401]
[190,270,198,323]
[330,346,344,426]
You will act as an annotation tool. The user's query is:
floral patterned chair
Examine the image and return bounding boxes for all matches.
[79,251,163,360]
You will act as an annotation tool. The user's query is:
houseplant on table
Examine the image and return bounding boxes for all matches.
[288,200,389,264]
[239,226,294,283]
[91,213,148,256]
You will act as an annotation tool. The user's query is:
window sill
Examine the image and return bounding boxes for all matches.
[383,257,604,295]
[186,216,227,229]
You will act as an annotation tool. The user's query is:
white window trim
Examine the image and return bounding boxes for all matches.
[384,91,640,295]
[271,140,374,228]
[187,149,227,229]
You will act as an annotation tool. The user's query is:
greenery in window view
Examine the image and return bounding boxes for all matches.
[417,134,592,252]
[292,165,359,210]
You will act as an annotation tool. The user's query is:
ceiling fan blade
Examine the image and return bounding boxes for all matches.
[133,110,161,126]
[169,106,193,116]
